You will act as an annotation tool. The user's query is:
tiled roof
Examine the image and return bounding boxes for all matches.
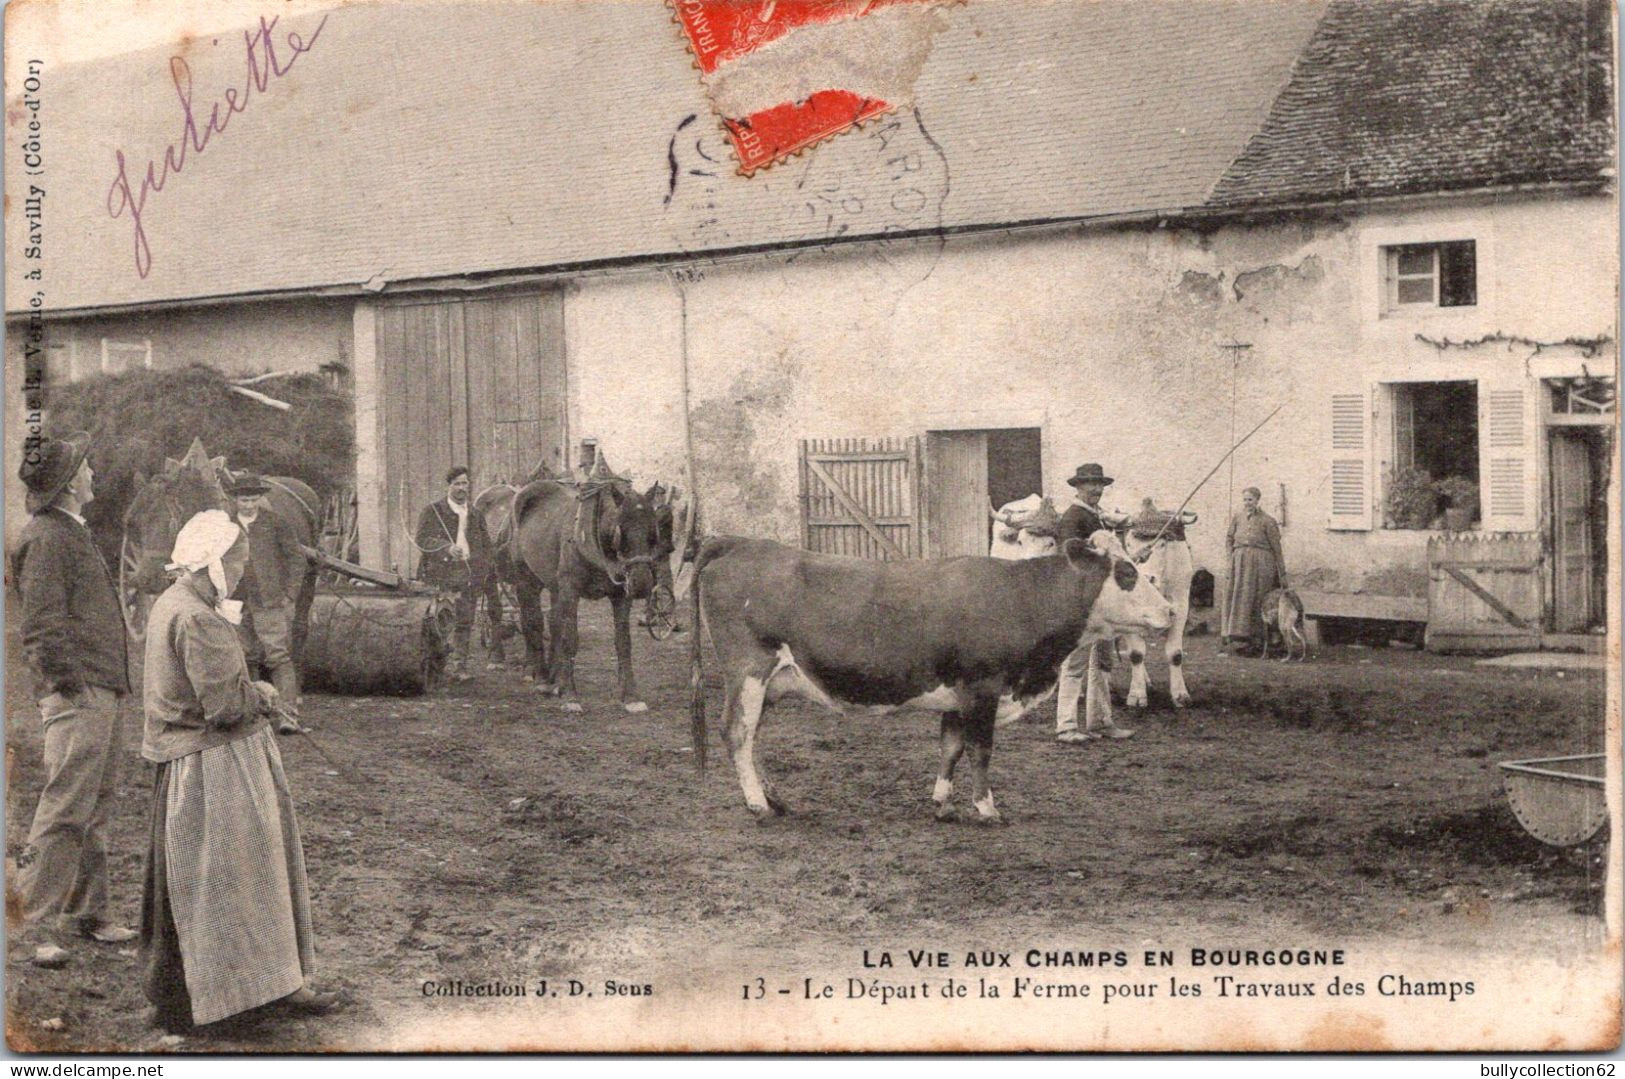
[6,0,1327,312]
[1207,0,1616,208]
[8,1,1611,314]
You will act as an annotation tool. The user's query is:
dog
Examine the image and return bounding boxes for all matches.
[1259,587,1308,661]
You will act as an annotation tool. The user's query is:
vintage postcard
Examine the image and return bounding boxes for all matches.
[3,0,1619,1055]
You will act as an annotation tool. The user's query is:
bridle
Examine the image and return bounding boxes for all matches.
[123,485,191,569]
[573,485,658,589]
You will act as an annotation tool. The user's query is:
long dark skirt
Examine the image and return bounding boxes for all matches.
[140,760,193,1033]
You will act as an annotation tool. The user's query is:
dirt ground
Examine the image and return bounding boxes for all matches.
[4,601,1612,1052]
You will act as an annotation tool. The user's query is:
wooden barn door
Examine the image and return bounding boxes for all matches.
[464,292,567,487]
[376,291,565,573]
[926,431,990,558]
[798,437,922,560]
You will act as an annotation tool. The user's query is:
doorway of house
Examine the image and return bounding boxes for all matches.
[925,428,1043,557]
[1549,426,1611,632]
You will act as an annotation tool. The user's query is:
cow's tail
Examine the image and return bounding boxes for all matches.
[686,537,749,776]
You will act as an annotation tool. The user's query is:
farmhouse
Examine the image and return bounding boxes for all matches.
[5,0,1615,649]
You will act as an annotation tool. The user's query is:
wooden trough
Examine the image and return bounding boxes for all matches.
[298,545,452,696]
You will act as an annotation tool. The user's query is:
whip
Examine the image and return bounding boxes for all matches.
[1134,404,1283,561]
[273,704,347,774]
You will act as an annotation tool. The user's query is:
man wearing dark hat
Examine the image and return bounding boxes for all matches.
[1053,463,1134,744]
[1055,463,1128,546]
[12,433,137,967]
[228,472,307,732]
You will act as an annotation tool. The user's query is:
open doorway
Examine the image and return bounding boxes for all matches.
[925,428,1042,557]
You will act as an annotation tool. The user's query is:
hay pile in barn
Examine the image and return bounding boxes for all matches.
[40,364,353,560]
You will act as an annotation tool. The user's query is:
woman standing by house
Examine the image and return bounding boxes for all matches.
[140,509,337,1033]
[1223,486,1287,657]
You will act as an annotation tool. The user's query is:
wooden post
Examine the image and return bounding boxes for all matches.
[674,274,706,777]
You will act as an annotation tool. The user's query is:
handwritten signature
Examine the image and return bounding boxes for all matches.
[106,13,329,279]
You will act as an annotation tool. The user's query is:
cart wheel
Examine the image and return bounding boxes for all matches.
[118,534,151,641]
[644,584,677,641]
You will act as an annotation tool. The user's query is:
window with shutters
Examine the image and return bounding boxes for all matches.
[1382,381,1479,529]
[1480,387,1531,530]
[1328,392,1371,530]
[1382,241,1476,312]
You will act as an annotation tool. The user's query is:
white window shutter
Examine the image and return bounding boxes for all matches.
[1328,392,1372,530]
[1479,384,1534,532]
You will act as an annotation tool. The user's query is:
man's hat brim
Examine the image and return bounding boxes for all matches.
[24,432,90,514]
[1067,474,1114,487]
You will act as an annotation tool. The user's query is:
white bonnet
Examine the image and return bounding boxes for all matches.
[168,509,243,571]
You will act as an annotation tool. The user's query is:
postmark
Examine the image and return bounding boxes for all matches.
[668,0,952,174]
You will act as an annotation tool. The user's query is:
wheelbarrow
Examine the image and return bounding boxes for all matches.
[1498,754,1608,847]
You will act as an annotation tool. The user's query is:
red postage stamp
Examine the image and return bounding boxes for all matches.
[670,0,949,173]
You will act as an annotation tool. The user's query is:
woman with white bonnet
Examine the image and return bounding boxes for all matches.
[140,509,337,1033]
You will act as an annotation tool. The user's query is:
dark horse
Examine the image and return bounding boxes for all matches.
[123,439,320,658]
[509,475,665,712]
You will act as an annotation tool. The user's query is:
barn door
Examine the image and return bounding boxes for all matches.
[376,291,565,572]
[799,437,922,560]
[926,431,990,557]
[464,292,567,487]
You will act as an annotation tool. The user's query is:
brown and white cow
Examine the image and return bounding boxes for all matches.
[693,533,1175,824]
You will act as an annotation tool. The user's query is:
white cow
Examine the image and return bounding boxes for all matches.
[1119,501,1196,709]
[989,495,1060,560]
[1003,498,1196,732]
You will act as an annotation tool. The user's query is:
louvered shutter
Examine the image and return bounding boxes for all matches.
[1328,392,1371,530]
[1479,383,1535,532]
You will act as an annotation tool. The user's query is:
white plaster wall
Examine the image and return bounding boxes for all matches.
[30,299,353,379]
[565,276,688,491]
[563,193,1616,593]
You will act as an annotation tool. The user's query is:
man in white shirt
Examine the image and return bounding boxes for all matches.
[415,467,492,682]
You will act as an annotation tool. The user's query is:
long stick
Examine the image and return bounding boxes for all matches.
[274,706,346,772]
[1137,404,1283,557]
[674,275,706,778]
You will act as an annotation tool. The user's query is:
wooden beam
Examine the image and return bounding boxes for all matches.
[1296,589,1427,623]
[227,384,293,410]
[1443,565,1532,629]
[805,457,907,560]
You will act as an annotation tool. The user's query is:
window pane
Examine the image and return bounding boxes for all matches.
[1396,277,1435,304]
[1439,240,1477,307]
[1395,246,1435,275]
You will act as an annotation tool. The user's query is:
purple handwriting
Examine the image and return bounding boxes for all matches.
[106,13,329,279]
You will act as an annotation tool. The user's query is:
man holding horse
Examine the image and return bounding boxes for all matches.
[416,466,496,682]
[13,432,139,968]
[229,472,307,732]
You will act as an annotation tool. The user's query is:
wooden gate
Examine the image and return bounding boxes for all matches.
[1425,534,1542,652]
[798,437,922,560]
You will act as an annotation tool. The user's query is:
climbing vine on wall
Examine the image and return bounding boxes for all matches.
[1412,331,1613,358]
